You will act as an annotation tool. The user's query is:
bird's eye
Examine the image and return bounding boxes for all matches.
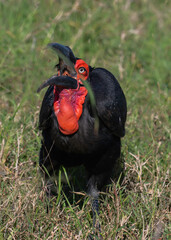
[78,67,86,74]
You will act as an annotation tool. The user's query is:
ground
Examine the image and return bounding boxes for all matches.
[0,0,170,239]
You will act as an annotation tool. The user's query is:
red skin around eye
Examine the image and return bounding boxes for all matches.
[75,59,89,80]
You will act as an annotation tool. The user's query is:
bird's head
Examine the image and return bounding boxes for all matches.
[37,43,91,135]
[37,43,89,92]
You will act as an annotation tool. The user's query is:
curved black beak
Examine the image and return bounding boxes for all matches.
[47,43,76,70]
[37,75,78,93]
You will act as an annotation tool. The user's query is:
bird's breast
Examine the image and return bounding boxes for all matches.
[51,107,113,155]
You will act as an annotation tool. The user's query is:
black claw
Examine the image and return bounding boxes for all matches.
[87,234,94,240]
[88,233,103,240]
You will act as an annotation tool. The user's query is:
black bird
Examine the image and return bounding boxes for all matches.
[37,43,127,234]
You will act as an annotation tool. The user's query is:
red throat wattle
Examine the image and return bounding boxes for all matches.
[53,59,89,135]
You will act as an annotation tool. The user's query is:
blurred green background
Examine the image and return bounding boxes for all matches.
[0,0,170,239]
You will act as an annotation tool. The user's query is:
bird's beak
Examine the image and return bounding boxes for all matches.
[37,75,78,93]
[37,43,78,93]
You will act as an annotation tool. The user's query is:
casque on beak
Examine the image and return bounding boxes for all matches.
[37,43,79,93]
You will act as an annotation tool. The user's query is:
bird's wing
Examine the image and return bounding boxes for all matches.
[39,86,54,130]
[90,68,127,137]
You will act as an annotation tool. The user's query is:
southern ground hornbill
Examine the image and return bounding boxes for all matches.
[37,43,127,232]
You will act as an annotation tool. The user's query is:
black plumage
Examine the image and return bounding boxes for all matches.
[38,43,127,231]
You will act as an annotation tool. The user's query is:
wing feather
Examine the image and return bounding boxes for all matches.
[90,68,127,137]
[39,86,54,130]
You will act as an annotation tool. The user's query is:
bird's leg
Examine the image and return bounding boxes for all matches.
[88,197,103,240]
[86,175,103,239]
[92,197,101,232]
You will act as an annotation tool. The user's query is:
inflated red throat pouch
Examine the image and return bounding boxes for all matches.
[53,85,87,135]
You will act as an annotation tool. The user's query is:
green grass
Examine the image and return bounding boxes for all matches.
[0,0,170,239]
